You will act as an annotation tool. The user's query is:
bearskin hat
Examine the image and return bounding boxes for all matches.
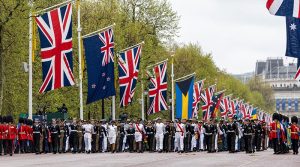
[291,116,298,124]
[2,116,6,123]
[27,119,33,126]
[6,115,13,123]
[19,117,24,124]
[24,118,28,125]
[0,115,2,123]
[278,114,283,122]
[272,113,279,121]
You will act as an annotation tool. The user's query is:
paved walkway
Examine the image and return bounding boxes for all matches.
[0,150,299,167]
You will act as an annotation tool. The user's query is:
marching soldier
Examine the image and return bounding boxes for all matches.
[99,120,107,152]
[58,120,66,153]
[6,116,17,156]
[134,119,145,153]
[204,118,215,153]
[163,120,172,152]
[155,118,164,153]
[270,113,280,154]
[41,120,50,153]
[117,120,125,152]
[107,120,117,153]
[49,119,60,154]
[33,119,42,154]
[291,116,299,155]
[69,118,79,153]
[184,120,193,152]
[91,119,98,153]
[243,118,254,153]
[77,120,84,153]
[255,120,263,151]
[18,118,27,153]
[219,119,227,151]
[227,118,237,153]
[261,121,268,150]
[82,120,94,154]
[145,121,155,152]
[101,119,108,152]
[126,122,135,153]
[26,119,33,153]
[175,119,185,153]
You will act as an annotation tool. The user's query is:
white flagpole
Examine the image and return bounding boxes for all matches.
[28,0,33,119]
[141,72,145,120]
[77,0,83,120]
[171,55,175,121]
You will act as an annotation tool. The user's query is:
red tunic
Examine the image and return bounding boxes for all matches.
[18,125,27,140]
[291,124,299,140]
[27,126,33,141]
[2,124,8,140]
[270,122,277,139]
[0,124,3,140]
[7,125,17,140]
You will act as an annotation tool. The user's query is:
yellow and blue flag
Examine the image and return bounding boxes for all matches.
[176,76,194,119]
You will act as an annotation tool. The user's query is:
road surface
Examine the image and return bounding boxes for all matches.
[1,150,299,167]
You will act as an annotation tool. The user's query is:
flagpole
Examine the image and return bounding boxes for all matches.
[141,72,145,120]
[174,72,196,82]
[82,23,116,39]
[77,0,83,120]
[118,41,144,53]
[146,59,168,68]
[171,55,175,121]
[28,0,33,119]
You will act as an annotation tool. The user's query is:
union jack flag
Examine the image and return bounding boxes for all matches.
[118,44,141,107]
[99,28,114,66]
[228,99,236,118]
[192,80,205,118]
[200,85,215,121]
[219,96,229,118]
[35,4,75,93]
[266,0,300,19]
[147,61,168,115]
[240,101,247,119]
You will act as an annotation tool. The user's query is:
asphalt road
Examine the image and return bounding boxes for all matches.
[0,150,299,167]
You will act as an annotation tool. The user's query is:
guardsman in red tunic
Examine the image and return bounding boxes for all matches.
[291,116,299,155]
[27,119,33,153]
[0,116,3,155]
[18,118,27,153]
[270,113,280,154]
[2,116,9,155]
[6,116,17,156]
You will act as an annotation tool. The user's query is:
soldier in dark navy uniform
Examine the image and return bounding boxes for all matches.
[69,118,78,153]
[204,119,215,153]
[126,122,135,153]
[49,119,60,154]
[163,120,172,152]
[184,120,193,152]
[32,119,42,154]
[98,121,107,153]
[254,120,263,151]
[145,121,155,152]
[227,117,237,153]
[243,118,254,153]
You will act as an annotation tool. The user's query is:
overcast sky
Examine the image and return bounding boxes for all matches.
[170,0,295,74]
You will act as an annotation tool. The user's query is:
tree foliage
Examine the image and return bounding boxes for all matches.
[0,0,273,120]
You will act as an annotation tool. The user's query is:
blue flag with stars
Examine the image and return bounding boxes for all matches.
[286,17,300,58]
[83,28,116,104]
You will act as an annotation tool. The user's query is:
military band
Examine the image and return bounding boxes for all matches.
[0,114,299,156]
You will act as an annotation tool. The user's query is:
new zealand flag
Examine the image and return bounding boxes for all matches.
[83,28,116,104]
